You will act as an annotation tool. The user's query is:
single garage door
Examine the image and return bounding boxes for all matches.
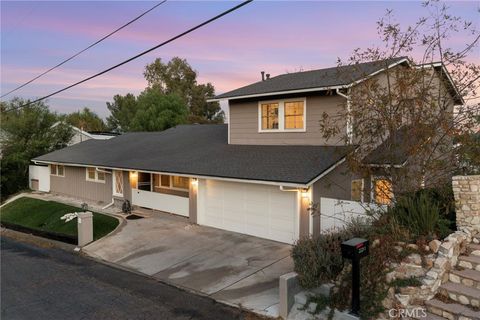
[198,180,298,244]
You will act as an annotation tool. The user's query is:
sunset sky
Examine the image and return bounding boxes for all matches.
[1,1,478,118]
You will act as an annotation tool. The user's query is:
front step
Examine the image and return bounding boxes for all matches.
[422,312,448,320]
[426,298,480,320]
[469,243,480,256]
[458,255,480,271]
[449,269,480,289]
[438,282,480,307]
[412,312,446,320]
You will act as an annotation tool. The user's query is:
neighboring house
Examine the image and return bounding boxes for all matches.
[31,57,461,244]
[52,122,118,146]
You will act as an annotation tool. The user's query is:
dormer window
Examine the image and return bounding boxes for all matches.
[258,98,306,132]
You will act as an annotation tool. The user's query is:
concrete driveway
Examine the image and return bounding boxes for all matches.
[83,212,293,317]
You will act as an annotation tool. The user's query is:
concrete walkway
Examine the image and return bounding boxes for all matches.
[83,211,293,317]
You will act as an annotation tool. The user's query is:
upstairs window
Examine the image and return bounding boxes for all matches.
[259,99,305,132]
[50,164,65,177]
[285,101,304,129]
[261,103,279,130]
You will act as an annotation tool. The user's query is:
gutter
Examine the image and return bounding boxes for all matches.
[96,167,112,174]
[32,160,309,188]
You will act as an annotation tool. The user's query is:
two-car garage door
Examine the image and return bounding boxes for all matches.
[197,179,298,244]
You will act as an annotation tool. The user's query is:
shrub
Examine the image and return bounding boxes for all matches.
[292,214,410,319]
[389,192,451,240]
[292,218,372,289]
[292,234,344,288]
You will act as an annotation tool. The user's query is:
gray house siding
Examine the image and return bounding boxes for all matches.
[229,93,346,145]
[312,162,352,202]
[50,165,112,204]
[311,162,368,236]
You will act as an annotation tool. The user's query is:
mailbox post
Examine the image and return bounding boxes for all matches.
[341,238,369,316]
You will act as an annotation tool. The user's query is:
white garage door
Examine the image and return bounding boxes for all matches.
[198,180,298,244]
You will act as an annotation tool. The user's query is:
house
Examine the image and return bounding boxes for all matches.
[28,124,118,192]
[31,57,462,244]
[52,123,118,146]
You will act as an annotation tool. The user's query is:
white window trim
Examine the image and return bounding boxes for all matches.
[86,167,106,184]
[113,170,124,197]
[50,164,65,177]
[154,174,189,191]
[351,178,364,202]
[258,97,306,133]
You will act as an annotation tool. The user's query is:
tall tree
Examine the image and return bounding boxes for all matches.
[106,93,137,132]
[144,57,224,123]
[130,90,188,131]
[0,98,73,201]
[65,107,106,132]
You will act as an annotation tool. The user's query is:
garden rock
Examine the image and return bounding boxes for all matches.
[429,240,441,253]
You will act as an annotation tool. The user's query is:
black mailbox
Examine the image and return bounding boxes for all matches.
[341,237,369,316]
[341,238,369,260]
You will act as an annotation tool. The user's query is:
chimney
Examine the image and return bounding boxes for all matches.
[261,71,265,81]
[266,73,270,80]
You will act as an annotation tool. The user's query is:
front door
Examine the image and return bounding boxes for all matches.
[113,170,124,197]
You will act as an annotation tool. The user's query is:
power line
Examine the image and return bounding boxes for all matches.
[1,1,167,99]
[7,0,253,111]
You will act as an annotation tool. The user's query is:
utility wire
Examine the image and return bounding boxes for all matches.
[7,0,253,111]
[1,1,167,99]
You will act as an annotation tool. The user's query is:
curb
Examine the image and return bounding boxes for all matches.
[1,228,76,251]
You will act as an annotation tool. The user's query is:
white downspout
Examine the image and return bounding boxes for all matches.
[102,199,115,210]
[336,88,353,144]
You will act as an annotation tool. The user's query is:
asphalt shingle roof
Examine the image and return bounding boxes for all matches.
[214,57,407,99]
[34,124,349,185]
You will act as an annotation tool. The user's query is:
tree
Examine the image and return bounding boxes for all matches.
[456,115,480,175]
[319,1,479,198]
[65,107,106,132]
[130,90,188,131]
[144,57,224,123]
[0,98,73,201]
[106,93,137,132]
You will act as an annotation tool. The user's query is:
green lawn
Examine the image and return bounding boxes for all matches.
[0,197,119,240]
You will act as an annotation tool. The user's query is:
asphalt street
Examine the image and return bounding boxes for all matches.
[1,236,261,320]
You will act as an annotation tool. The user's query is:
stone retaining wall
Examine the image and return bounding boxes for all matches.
[453,175,480,234]
[383,230,473,315]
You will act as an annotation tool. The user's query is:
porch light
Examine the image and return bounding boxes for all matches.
[129,171,138,189]
[300,188,310,199]
[191,178,198,186]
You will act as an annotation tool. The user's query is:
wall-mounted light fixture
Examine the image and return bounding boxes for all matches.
[191,178,198,186]
[300,188,310,199]
[129,171,138,189]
